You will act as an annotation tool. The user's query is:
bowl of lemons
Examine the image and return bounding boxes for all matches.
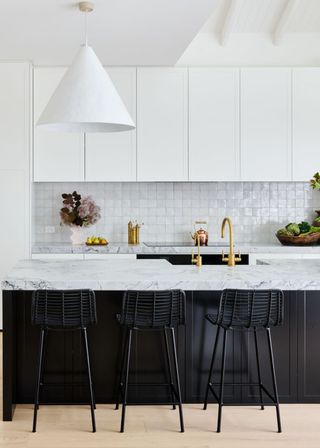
[86,236,108,246]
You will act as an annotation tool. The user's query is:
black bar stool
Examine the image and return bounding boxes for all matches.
[115,290,186,433]
[31,289,97,433]
[203,289,284,433]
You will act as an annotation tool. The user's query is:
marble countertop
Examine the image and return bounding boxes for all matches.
[32,241,320,255]
[3,258,320,291]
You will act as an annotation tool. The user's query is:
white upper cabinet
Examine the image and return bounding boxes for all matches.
[137,68,188,181]
[189,69,240,181]
[85,68,137,181]
[292,68,320,181]
[34,67,84,182]
[240,68,292,181]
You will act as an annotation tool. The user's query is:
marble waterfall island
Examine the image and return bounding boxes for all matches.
[3,257,320,421]
[3,258,320,291]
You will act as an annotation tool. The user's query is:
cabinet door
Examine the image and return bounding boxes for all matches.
[34,68,84,182]
[137,68,188,181]
[85,68,136,181]
[240,68,292,181]
[189,69,240,181]
[293,68,320,181]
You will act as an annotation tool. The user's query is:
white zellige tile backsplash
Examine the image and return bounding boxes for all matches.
[32,182,320,244]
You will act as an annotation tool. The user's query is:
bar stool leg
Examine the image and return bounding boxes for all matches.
[254,328,264,410]
[203,326,221,410]
[82,328,96,433]
[115,328,128,410]
[170,327,184,433]
[217,328,228,433]
[37,329,48,411]
[266,328,282,433]
[120,328,133,433]
[32,329,45,432]
[164,328,176,410]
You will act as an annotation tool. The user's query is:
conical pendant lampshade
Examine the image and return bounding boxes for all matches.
[37,45,135,133]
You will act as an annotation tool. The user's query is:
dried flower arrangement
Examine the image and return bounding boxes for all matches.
[60,191,101,227]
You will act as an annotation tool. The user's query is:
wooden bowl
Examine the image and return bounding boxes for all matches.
[276,232,320,246]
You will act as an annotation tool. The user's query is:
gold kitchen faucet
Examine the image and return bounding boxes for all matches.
[221,217,241,267]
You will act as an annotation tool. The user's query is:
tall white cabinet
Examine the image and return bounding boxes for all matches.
[33,67,85,181]
[137,68,188,181]
[0,62,31,327]
[85,68,137,181]
[292,68,320,181]
[189,69,240,181]
[240,68,292,181]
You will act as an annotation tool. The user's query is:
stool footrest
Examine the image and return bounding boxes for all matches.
[217,402,278,407]
[209,382,277,404]
[121,382,180,401]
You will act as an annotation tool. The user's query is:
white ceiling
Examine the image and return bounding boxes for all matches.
[202,0,320,35]
[0,0,217,66]
[2,0,320,67]
[177,0,320,66]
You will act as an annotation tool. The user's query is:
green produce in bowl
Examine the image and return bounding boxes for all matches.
[276,221,318,238]
[285,223,300,236]
[277,228,294,237]
[298,226,320,236]
[298,221,311,233]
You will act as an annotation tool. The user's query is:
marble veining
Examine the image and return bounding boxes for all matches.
[3,258,320,291]
[32,242,320,255]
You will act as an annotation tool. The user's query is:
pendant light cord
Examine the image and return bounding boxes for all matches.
[84,10,88,46]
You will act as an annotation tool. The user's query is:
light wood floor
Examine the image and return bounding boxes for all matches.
[0,333,319,448]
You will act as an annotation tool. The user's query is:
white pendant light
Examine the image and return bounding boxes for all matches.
[37,2,135,133]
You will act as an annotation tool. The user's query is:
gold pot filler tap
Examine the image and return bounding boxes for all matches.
[191,233,202,267]
[191,217,241,267]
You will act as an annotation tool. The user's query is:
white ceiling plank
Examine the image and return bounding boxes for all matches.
[220,0,242,46]
[273,0,301,45]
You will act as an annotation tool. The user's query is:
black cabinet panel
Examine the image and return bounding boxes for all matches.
[3,288,320,413]
[297,291,320,402]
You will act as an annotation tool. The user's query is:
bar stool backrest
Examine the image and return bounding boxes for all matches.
[119,290,186,328]
[217,289,284,329]
[31,289,97,329]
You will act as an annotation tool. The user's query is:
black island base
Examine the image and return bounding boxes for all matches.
[3,290,319,421]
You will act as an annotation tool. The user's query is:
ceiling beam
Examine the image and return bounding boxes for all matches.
[220,0,241,46]
[273,0,300,46]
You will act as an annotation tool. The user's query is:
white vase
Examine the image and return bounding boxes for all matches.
[70,226,84,245]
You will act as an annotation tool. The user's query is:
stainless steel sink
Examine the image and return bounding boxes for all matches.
[144,242,229,247]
